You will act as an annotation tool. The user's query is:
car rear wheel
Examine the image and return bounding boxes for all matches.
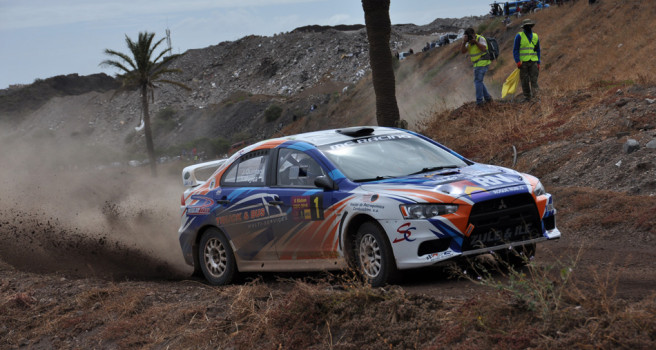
[355,222,398,287]
[198,228,237,285]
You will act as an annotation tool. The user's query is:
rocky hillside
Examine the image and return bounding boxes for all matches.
[0,17,483,162]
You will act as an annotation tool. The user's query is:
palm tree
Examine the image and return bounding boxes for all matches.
[100,32,188,176]
[362,0,400,127]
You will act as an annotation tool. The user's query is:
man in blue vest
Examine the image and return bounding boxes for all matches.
[513,18,541,102]
[460,27,493,106]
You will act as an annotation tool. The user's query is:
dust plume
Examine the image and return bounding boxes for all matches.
[0,125,192,280]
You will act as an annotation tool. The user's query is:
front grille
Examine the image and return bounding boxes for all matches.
[463,193,542,251]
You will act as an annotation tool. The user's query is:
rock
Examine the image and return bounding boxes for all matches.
[646,98,655,104]
[623,139,640,154]
[646,139,656,149]
[616,98,629,107]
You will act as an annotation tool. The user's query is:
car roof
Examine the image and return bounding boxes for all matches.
[262,126,410,148]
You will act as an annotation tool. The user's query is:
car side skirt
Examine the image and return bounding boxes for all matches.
[235,257,348,272]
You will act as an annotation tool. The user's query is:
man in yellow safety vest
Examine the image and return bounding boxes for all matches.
[460,27,493,106]
[513,18,541,102]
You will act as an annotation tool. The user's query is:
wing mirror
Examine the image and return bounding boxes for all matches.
[314,176,338,191]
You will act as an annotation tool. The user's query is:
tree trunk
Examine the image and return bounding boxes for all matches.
[362,0,400,127]
[141,85,157,177]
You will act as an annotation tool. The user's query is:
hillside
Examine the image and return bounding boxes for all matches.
[1,1,656,349]
[0,17,483,161]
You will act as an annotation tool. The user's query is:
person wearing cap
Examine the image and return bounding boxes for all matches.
[460,27,493,106]
[513,18,541,102]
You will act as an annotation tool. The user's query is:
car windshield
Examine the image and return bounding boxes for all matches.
[319,133,469,182]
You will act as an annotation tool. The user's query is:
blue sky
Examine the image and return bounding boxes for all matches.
[0,0,492,88]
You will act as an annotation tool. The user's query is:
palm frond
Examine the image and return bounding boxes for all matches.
[99,59,132,74]
[101,49,136,71]
[149,37,167,60]
[151,46,172,65]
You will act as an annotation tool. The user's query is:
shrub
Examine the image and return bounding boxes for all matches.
[153,107,178,135]
[264,104,283,122]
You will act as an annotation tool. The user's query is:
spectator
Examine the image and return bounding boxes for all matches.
[460,27,493,106]
[513,19,541,102]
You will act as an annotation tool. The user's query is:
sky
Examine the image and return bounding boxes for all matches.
[0,0,492,89]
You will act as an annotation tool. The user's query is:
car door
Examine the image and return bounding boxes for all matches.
[216,149,283,261]
[271,148,338,260]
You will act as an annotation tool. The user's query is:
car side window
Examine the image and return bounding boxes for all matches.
[221,150,268,187]
[277,148,325,187]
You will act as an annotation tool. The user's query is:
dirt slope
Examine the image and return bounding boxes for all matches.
[1,1,656,349]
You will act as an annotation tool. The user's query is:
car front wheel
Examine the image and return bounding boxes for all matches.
[355,222,398,287]
[198,228,237,285]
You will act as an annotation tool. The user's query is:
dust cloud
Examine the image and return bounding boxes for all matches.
[0,126,192,280]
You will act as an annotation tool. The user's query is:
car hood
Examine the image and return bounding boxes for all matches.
[357,164,530,201]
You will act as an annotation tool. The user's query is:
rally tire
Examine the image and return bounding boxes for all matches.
[355,222,398,287]
[198,228,237,285]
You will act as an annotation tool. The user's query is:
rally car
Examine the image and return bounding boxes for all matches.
[178,127,560,286]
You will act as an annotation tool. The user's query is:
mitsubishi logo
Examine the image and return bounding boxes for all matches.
[498,199,508,210]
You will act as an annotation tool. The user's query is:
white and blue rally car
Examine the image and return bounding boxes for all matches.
[179,127,560,286]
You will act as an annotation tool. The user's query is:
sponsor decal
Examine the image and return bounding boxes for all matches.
[470,223,534,246]
[489,185,526,195]
[216,212,245,225]
[472,174,520,187]
[187,207,210,215]
[247,215,289,229]
[425,250,454,261]
[433,175,462,183]
[349,202,385,213]
[187,195,214,216]
[292,195,324,221]
[328,134,412,150]
[393,223,416,243]
[464,186,486,195]
[216,207,271,226]
[361,194,379,203]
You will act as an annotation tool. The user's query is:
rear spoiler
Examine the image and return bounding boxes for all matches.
[181,159,227,187]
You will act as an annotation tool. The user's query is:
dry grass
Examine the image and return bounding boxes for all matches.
[553,186,656,236]
[445,255,656,349]
[2,263,655,349]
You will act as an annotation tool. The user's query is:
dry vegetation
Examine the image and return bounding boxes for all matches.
[2,262,655,349]
[2,1,656,349]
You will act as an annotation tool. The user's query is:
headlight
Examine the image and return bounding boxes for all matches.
[534,181,546,196]
[400,204,458,219]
